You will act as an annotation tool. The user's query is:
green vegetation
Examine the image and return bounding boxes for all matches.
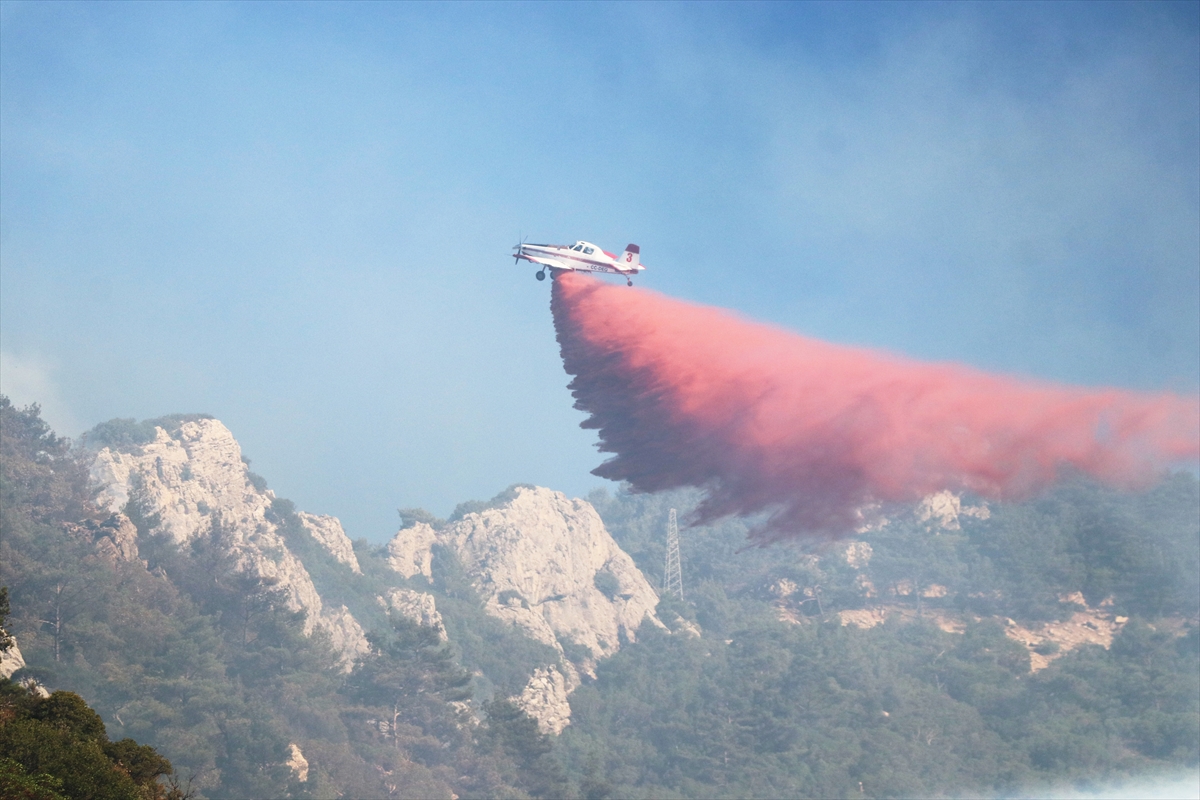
[592,570,622,602]
[78,415,215,453]
[0,682,179,800]
[560,482,1199,798]
[557,596,1198,798]
[2,395,1196,798]
[1,566,178,800]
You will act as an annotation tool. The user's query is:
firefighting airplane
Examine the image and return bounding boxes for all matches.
[512,239,645,286]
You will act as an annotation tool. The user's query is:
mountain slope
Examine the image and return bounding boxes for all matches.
[3,398,1196,799]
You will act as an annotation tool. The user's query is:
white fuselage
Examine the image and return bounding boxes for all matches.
[514,240,645,277]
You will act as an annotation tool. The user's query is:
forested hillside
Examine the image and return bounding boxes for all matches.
[0,398,561,799]
[1,396,1197,799]
[559,483,1199,798]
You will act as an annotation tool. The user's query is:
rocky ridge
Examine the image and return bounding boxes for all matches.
[88,419,369,668]
[386,485,662,732]
[83,416,668,735]
[388,486,661,661]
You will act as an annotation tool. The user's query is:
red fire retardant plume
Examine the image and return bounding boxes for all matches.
[551,272,1200,544]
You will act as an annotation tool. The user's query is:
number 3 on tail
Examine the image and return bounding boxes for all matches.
[626,253,632,262]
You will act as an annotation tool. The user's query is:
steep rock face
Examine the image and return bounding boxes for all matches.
[91,422,255,545]
[299,512,361,574]
[88,419,368,668]
[448,487,660,661]
[383,486,661,734]
[323,605,372,665]
[387,486,660,661]
[387,522,436,582]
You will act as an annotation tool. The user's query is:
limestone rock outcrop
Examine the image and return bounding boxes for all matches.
[382,485,661,734]
[299,512,361,574]
[917,490,990,530]
[64,513,142,563]
[86,513,141,562]
[385,486,660,662]
[516,666,573,735]
[843,541,873,569]
[380,588,447,641]
[88,418,369,668]
[323,605,372,666]
[0,639,26,680]
[285,743,309,782]
[387,522,436,582]
[1,632,49,697]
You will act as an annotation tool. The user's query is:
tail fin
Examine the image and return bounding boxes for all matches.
[620,244,641,269]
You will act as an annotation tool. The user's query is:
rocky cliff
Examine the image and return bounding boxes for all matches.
[299,512,362,574]
[389,486,660,662]
[84,418,665,734]
[88,418,369,668]
[386,485,662,732]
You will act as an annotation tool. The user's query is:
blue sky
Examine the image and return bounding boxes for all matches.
[2,1,1197,541]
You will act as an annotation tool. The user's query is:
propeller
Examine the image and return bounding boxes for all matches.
[512,232,526,264]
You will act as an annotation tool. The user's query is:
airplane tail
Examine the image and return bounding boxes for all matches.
[620,244,641,270]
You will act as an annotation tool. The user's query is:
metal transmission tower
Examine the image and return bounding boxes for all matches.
[663,508,683,599]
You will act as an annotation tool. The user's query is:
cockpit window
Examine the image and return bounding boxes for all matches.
[583,247,594,255]
[571,244,582,251]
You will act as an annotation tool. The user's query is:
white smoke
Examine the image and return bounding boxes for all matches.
[1004,770,1200,800]
[0,350,82,436]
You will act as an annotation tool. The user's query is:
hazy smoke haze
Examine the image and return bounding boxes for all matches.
[552,273,1200,543]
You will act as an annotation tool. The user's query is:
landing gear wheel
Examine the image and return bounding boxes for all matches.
[536,270,546,281]
[627,278,633,287]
